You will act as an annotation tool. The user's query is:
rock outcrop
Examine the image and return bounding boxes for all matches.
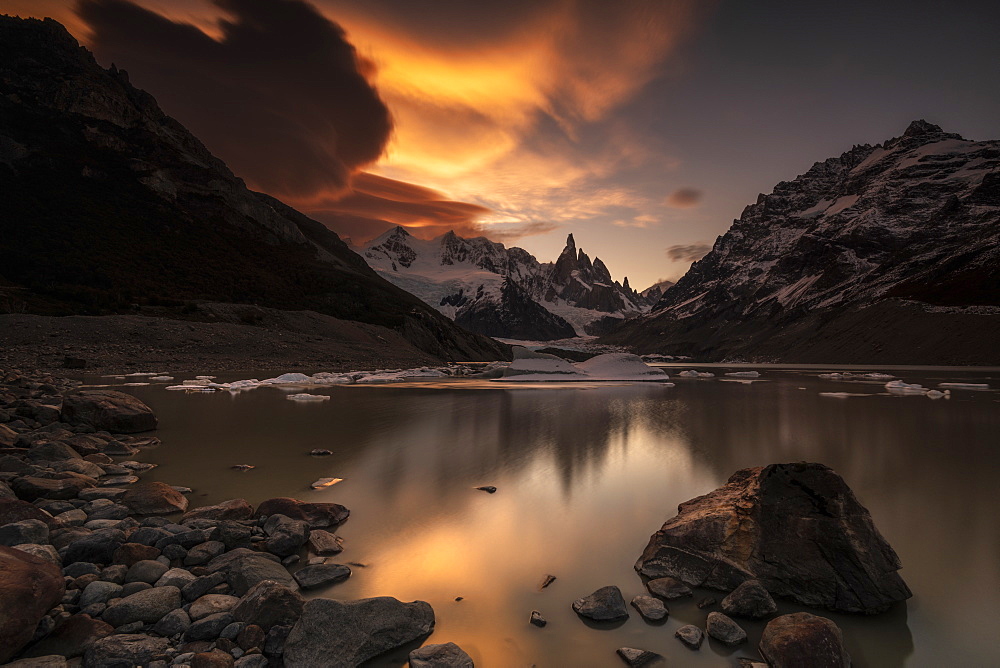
[60,391,157,433]
[635,462,911,614]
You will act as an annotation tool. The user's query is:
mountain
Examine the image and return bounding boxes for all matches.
[0,16,506,363]
[640,279,675,304]
[603,121,1000,365]
[361,227,656,340]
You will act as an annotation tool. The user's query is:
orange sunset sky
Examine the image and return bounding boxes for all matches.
[6,0,1000,290]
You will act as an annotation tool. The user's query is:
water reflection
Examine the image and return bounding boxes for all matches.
[111,368,1000,667]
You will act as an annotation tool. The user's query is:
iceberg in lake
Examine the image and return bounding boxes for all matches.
[498,348,671,383]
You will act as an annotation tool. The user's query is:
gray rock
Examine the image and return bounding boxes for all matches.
[646,576,692,600]
[284,597,435,667]
[529,610,546,627]
[181,572,226,601]
[185,611,235,641]
[12,543,60,565]
[185,541,226,566]
[705,611,747,646]
[571,586,629,622]
[722,579,777,619]
[759,612,851,668]
[181,499,254,523]
[61,390,157,434]
[262,514,309,557]
[292,563,350,590]
[409,642,475,667]
[64,562,100,578]
[155,567,197,589]
[0,519,49,546]
[630,595,667,621]
[101,585,181,627]
[153,608,191,637]
[233,655,268,668]
[232,580,304,631]
[675,624,704,649]
[80,580,123,608]
[2,656,68,667]
[206,548,294,596]
[264,624,291,655]
[121,482,188,516]
[82,633,170,667]
[120,581,152,597]
[61,528,126,565]
[616,647,661,667]
[635,463,912,614]
[99,564,127,584]
[114,621,144,634]
[125,559,170,585]
[77,488,126,502]
[307,529,343,555]
[221,621,245,639]
[190,594,240,621]
[51,509,89,528]
[87,504,129,522]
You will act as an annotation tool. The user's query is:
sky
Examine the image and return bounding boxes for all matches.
[7,0,1000,290]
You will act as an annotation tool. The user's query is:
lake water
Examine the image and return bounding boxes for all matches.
[95,365,1000,667]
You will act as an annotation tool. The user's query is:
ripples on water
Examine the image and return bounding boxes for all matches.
[104,365,999,667]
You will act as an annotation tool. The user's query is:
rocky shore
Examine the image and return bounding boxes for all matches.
[0,369,464,667]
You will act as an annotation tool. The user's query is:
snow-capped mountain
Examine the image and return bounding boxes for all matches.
[361,229,658,340]
[604,121,1000,364]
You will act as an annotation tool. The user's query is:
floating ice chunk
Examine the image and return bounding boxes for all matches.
[679,370,714,378]
[227,379,261,390]
[725,371,761,378]
[150,376,174,381]
[501,356,588,380]
[500,353,670,382]
[311,477,343,488]
[261,373,312,385]
[122,382,150,386]
[182,379,209,386]
[818,373,844,380]
[885,380,928,395]
[125,372,166,377]
[311,372,354,385]
[938,382,990,390]
[231,464,255,471]
[195,375,217,380]
[287,393,330,401]
[863,373,894,380]
[575,353,671,381]
[819,392,872,398]
[925,390,947,399]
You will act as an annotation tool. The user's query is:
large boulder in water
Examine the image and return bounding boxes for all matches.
[122,481,188,515]
[635,462,911,614]
[284,597,434,667]
[254,497,349,528]
[61,390,157,433]
[759,612,851,667]
[0,546,66,662]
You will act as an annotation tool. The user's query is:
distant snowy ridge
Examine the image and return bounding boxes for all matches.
[359,228,663,340]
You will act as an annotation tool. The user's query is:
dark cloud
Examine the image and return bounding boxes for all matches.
[664,187,703,208]
[77,0,391,198]
[665,242,711,262]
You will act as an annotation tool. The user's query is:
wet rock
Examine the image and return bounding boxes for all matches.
[185,611,236,641]
[0,498,53,526]
[82,633,170,667]
[12,476,94,501]
[121,481,188,515]
[125,558,169,584]
[674,624,704,649]
[697,596,716,609]
[722,579,777,619]
[185,540,227,566]
[190,594,240,621]
[635,462,912,614]
[409,642,475,667]
[263,624,291,655]
[0,546,66,662]
[236,623,265,650]
[705,611,747,646]
[12,543,60,565]
[293,563,351,589]
[262,514,309,557]
[153,607,191,637]
[79,580,123,607]
[215,521,254,550]
[156,566,198,589]
[99,563,128,584]
[571,585,629,622]
[0,518,49,546]
[61,390,157,433]
[26,442,82,461]
[190,650,235,668]
[21,614,113,659]
[181,572,226,600]
[616,647,661,666]
[234,655,268,668]
[284,597,435,667]
[112,542,160,566]
[476,486,497,493]
[737,660,768,668]
[254,497,349,528]
[101,584,181,626]
[232,579,304,631]
[63,562,100,578]
[61,528,126,565]
[205,548,294,596]
[182,499,254,523]
[646,576,692,600]
[630,595,668,621]
[51,508,89,528]
[759,612,851,668]
[529,610,546,627]
[307,529,343,555]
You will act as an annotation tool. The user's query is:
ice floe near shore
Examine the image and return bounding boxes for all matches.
[678,370,715,378]
[885,380,950,399]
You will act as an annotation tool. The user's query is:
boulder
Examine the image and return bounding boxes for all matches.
[113,542,161,566]
[675,624,704,649]
[25,442,82,461]
[153,607,191,637]
[0,546,66,662]
[646,576,691,600]
[759,612,851,668]
[82,633,170,667]
[12,543,60,565]
[61,390,157,433]
[232,580,304,631]
[254,497,349,528]
[190,594,240,621]
[206,548,294,595]
[61,528,126,564]
[571,585,629,622]
[616,648,661,667]
[262,514,309,557]
[190,650,235,668]
[630,595,667,621]
[0,518,49,546]
[2,656,67,667]
[705,611,747,646]
[307,529,344,555]
[182,499,254,523]
[157,567,198,589]
[284,597,435,667]
[409,642,475,667]
[12,476,94,501]
[79,580,123,608]
[635,462,912,613]
[122,481,188,515]
[125,559,169,584]
[721,579,777,619]
[185,611,235,641]
[185,540,226,566]
[101,585,181,626]
[0,498,52,526]
[21,614,113,659]
[292,563,351,589]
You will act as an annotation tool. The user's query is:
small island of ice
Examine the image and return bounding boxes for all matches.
[498,349,672,383]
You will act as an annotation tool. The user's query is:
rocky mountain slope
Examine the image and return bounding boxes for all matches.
[603,121,1000,364]
[361,227,658,340]
[0,16,506,363]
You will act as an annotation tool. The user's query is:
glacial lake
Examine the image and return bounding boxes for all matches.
[90,365,1000,667]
